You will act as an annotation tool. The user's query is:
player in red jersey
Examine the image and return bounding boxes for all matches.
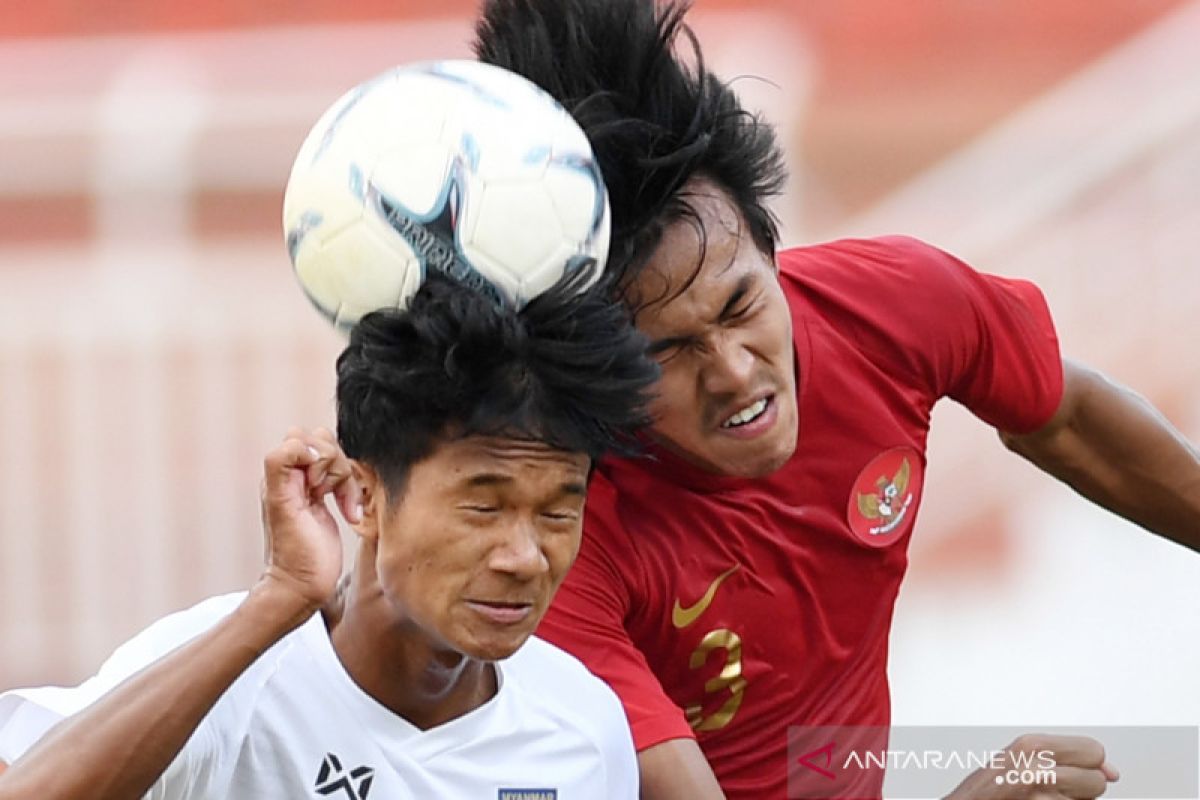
[476,1,1200,798]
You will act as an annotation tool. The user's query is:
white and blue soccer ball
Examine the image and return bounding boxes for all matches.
[283,60,611,330]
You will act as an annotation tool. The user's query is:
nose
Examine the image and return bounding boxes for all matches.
[487,517,549,580]
[699,331,756,398]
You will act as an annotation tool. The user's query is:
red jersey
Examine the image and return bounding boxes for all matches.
[537,236,1064,798]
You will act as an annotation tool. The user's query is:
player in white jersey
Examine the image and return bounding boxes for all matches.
[0,270,658,800]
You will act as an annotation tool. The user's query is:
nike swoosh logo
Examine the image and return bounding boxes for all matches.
[672,564,740,629]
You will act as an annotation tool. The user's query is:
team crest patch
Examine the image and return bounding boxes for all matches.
[846,447,924,547]
[498,791,557,800]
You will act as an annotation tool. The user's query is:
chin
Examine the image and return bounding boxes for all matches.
[458,631,531,662]
[751,454,793,478]
[730,449,793,478]
[725,429,798,478]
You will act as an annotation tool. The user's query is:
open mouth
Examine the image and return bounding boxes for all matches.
[721,396,770,429]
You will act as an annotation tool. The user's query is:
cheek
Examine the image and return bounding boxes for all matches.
[375,529,470,606]
[374,540,425,608]
[762,293,795,358]
[649,363,697,420]
[545,532,583,589]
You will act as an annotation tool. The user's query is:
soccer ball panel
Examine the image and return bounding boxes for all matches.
[543,166,607,249]
[283,60,611,326]
[371,143,454,220]
[294,217,423,329]
[460,179,565,297]
[520,241,583,299]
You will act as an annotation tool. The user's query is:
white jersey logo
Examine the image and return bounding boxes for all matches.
[315,752,374,799]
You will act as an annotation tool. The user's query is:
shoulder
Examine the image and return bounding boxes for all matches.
[778,236,972,296]
[1,592,312,723]
[97,593,248,678]
[777,235,1011,350]
[0,592,265,768]
[3,593,247,716]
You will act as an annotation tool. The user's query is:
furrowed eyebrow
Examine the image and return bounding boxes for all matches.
[647,335,695,356]
[462,473,587,498]
[463,473,513,489]
[716,275,754,322]
[560,482,587,498]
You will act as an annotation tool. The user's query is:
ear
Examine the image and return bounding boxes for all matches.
[349,460,383,543]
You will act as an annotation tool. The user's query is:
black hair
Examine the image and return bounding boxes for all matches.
[474,0,788,306]
[336,268,658,494]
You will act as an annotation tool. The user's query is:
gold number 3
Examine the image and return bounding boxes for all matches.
[684,628,746,732]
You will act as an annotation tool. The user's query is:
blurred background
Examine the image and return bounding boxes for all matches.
[1,0,1198,738]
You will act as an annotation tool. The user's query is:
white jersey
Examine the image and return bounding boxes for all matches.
[0,593,638,799]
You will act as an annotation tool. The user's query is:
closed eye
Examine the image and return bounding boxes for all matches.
[722,289,762,325]
[647,336,696,361]
[726,301,754,321]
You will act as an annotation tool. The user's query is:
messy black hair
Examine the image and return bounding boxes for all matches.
[336,268,658,494]
[475,0,788,305]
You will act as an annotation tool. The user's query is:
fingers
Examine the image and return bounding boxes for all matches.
[332,471,364,526]
[1004,735,1118,799]
[301,429,342,492]
[263,434,319,495]
[264,427,361,524]
[1050,766,1110,799]
[1031,735,1104,769]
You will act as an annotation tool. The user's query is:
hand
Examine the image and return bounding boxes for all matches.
[946,734,1119,800]
[259,427,362,612]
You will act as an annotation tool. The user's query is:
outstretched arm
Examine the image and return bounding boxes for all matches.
[1002,359,1200,552]
[0,583,314,800]
[0,429,359,800]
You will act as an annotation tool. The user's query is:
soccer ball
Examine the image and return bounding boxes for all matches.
[282,60,611,330]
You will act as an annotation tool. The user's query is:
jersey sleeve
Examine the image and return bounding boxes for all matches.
[0,594,249,799]
[801,236,1064,433]
[536,476,695,751]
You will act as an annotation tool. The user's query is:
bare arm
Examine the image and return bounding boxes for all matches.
[1002,359,1200,552]
[0,429,358,800]
[638,738,725,800]
[0,584,313,800]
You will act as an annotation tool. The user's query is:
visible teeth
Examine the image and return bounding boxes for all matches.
[722,398,768,428]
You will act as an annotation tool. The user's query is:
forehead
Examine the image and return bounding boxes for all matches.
[414,435,590,486]
[631,183,763,331]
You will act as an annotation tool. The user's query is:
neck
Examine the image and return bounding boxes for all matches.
[324,556,497,731]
